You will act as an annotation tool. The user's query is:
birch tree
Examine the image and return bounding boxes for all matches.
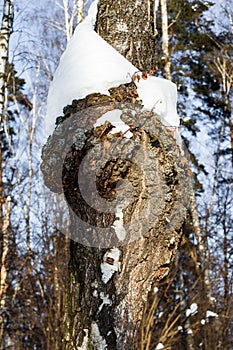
[50,0,83,42]
[160,0,171,80]
[0,1,14,348]
[41,1,191,348]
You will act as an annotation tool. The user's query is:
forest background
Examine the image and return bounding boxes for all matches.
[0,0,232,349]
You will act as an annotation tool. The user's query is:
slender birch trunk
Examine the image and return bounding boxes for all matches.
[0,2,14,348]
[160,0,171,80]
[0,0,14,116]
[179,264,195,350]
[0,0,14,240]
[77,0,84,25]
[190,191,213,303]
[0,196,11,349]
[53,0,84,43]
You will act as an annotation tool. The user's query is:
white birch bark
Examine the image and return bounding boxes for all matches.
[0,196,11,349]
[0,0,14,120]
[154,0,159,36]
[0,2,14,348]
[52,0,84,43]
[77,0,84,25]
[160,0,171,80]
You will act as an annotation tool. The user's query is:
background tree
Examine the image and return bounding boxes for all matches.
[0,1,71,348]
[0,1,14,347]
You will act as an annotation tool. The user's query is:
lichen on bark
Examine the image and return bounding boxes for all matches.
[40,1,192,348]
[96,0,157,71]
[41,94,191,349]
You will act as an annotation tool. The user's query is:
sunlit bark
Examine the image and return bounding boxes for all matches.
[41,1,190,348]
[0,1,14,348]
[0,196,11,349]
[160,0,171,80]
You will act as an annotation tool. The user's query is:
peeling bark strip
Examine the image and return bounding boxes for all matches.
[41,95,191,349]
[96,0,157,71]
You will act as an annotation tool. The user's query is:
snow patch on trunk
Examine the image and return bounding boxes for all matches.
[111,204,126,241]
[46,23,136,135]
[94,109,133,138]
[101,247,121,284]
[135,74,179,127]
[91,322,107,349]
[98,292,112,312]
[46,2,180,138]
[77,329,89,350]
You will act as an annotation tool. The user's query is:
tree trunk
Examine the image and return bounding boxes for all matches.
[0,0,14,249]
[42,99,190,350]
[77,0,84,25]
[0,196,11,349]
[41,1,191,349]
[0,0,14,117]
[96,0,157,71]
[160,0,171,80]
[0,1,14,348]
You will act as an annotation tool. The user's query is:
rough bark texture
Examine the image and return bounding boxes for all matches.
[96,0,157,71]
[41,94,191,350]
[41,1,191,349]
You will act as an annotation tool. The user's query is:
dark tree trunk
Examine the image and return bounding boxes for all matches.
[42,100,190,349]
[41,1,191,349]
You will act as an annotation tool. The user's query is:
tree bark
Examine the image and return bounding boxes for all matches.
[41,1,191,349]
[0,0,14,118]
[96,0,157,71]
[0,196,11,349]
[0,1,14,348]
[41,99,190,349]
[0,0,13,244]
[160,0,171,80]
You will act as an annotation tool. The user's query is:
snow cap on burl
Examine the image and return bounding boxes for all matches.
[46,0,179,136]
